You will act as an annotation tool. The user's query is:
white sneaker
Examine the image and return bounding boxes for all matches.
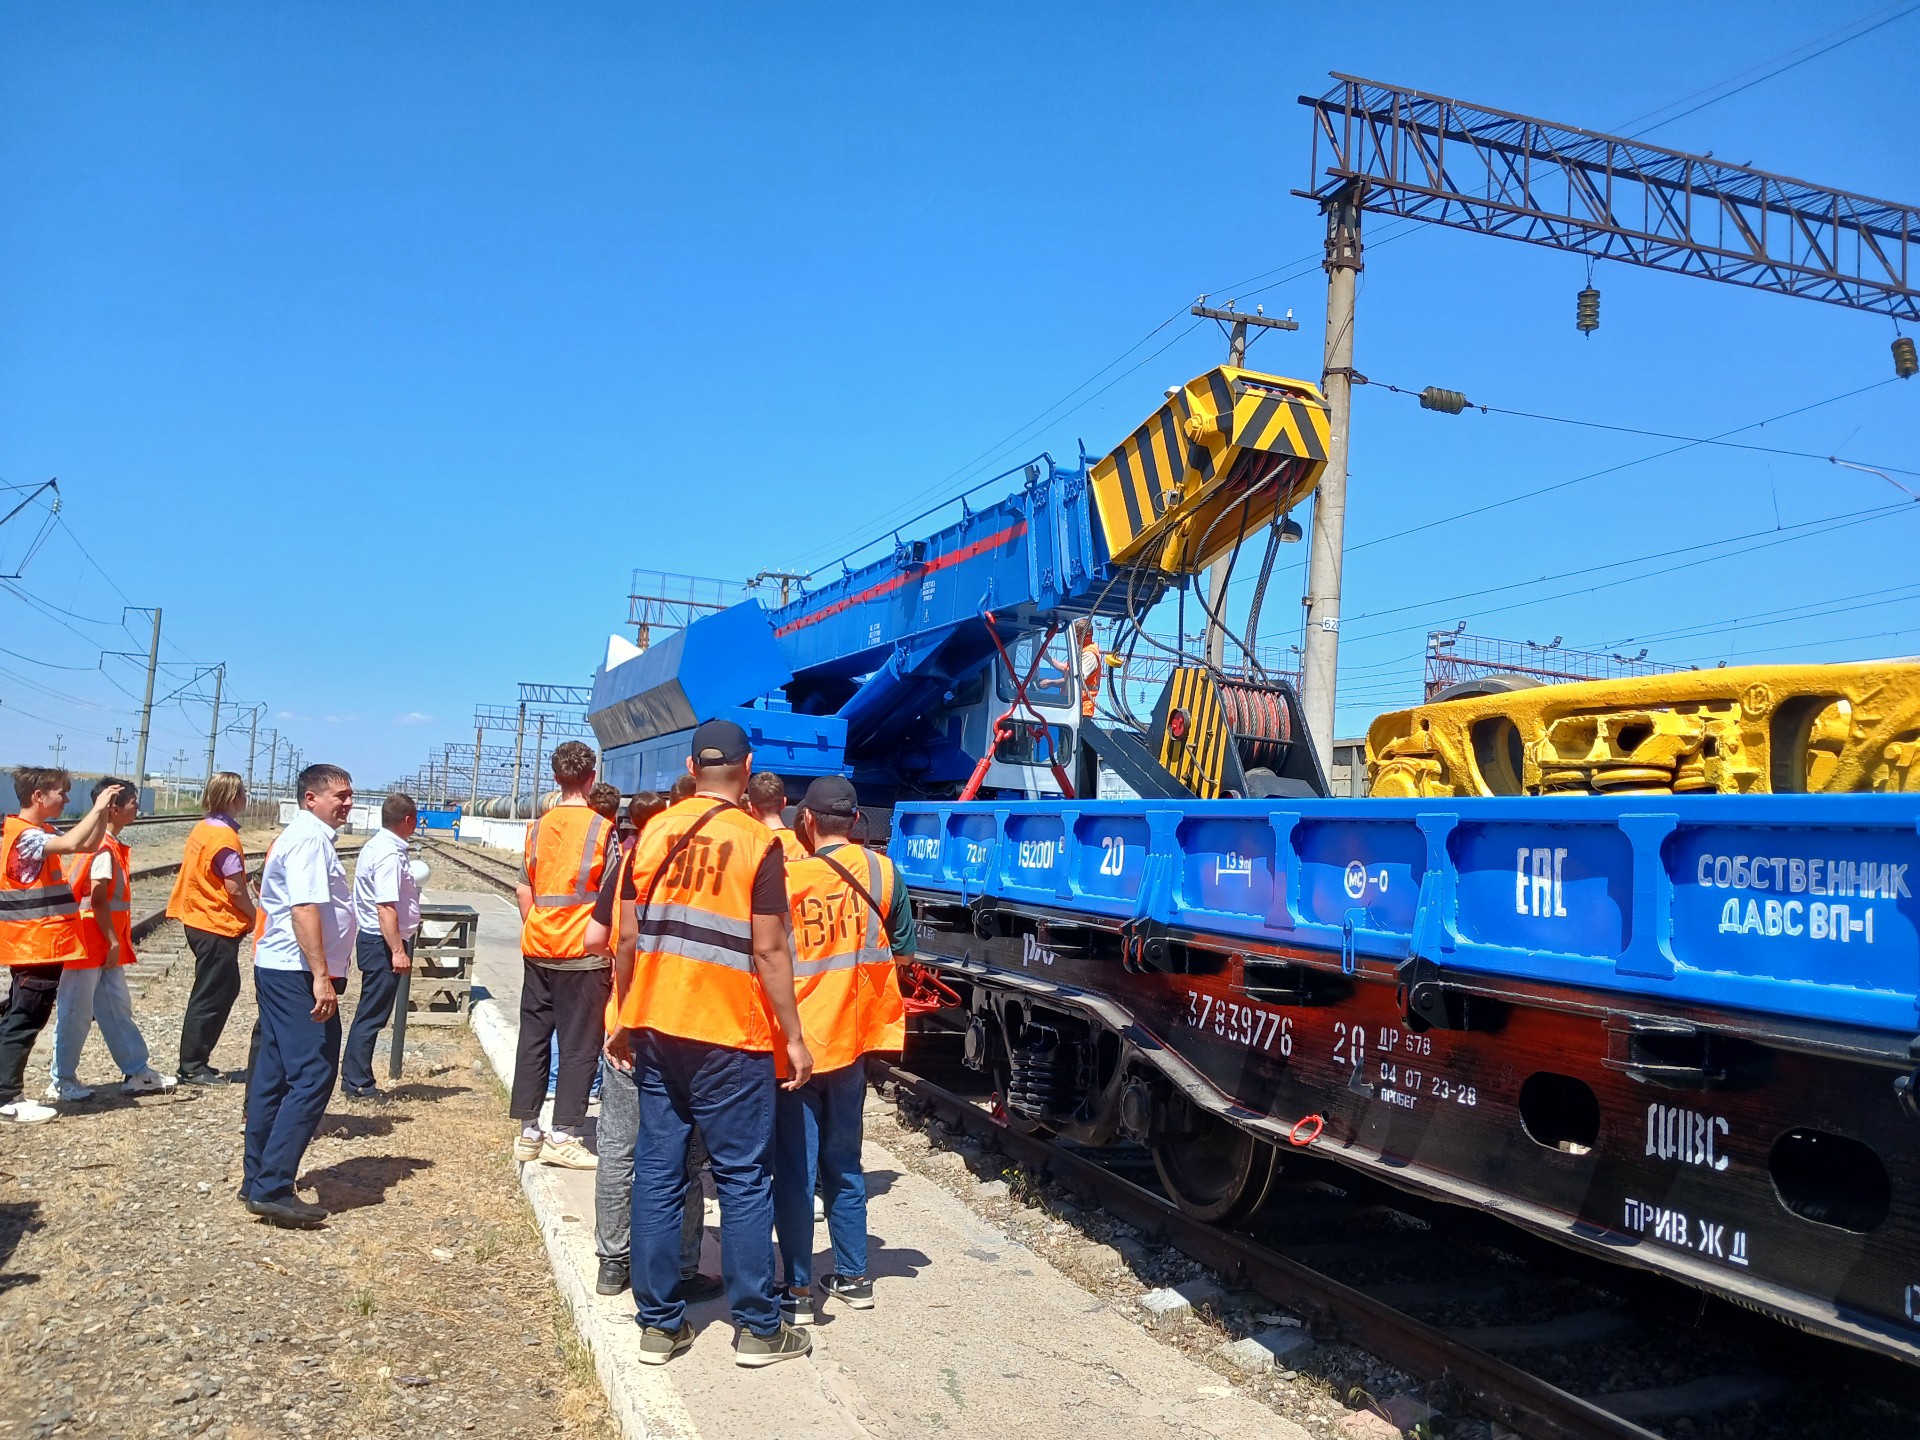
[121,1069,177,1096]
[0,1098,57,1124]
[540,1133,599,1170]
[813,1193,826,1222]
[45,1079,94,1102]
[512,1130,545,1163]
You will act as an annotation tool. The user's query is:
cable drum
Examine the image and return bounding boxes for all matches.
[1217,680,1293,771]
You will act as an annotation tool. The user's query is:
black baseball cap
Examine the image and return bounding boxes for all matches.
[689,718,752,768]
[799,775,859,817]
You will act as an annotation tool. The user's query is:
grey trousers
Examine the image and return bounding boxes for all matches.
[595,1055,706,1274]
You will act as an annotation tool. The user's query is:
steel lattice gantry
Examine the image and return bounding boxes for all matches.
[1299,73,1920,319]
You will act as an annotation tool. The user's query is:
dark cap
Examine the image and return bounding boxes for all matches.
[799,775,859,817]
[689,718,752,768]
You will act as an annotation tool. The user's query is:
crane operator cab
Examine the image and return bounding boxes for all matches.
[954,626,1089,800]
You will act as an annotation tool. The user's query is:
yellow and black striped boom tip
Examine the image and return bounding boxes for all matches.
[1089,367,1331,576]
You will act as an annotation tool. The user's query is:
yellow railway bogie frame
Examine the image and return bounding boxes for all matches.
[1367,660,1920,797]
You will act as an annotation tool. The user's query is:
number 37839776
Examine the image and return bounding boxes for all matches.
[1184,989,1292,1054]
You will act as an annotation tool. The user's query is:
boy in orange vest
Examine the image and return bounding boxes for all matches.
[744,771,808,862]
[48,777,176,1101]
[0,766,125,1124]
[512,741,613,1170]
[771,775,912,1324]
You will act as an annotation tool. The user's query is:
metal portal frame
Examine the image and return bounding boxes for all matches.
[1299,73,1920,319]
[474,702,594,738]
[627,571,746,649]
[1424,629,1684,701]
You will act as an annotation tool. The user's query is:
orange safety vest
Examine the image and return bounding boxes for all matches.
[66,834,134,970]
[167,819,251,937]
[787,844,906,1073]
[521,804,612,959]
[617,796,779,1051]
[0,814,85,966]
[1080,637,1103,718]
[772,827,809,863]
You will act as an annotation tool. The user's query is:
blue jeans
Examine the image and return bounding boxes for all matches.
[342,932,406,1092]
[52,964,152,1084]
[773,1061,870,1289]
[631,1030,778,1337]
[243,968,342,1203]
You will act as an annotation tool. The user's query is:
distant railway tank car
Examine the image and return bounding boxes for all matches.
[891,787,1920,1367]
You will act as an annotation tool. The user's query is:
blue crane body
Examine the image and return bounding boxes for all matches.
[588,366,1333,800]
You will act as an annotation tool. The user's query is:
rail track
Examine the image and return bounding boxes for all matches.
[878,1051,1920,1440]
[415,837,520,895]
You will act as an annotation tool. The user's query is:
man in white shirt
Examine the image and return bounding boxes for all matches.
[341,792,420,1100]
[242,762,355,1229]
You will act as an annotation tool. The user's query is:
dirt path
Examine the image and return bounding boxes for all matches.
[0,832,614,1440]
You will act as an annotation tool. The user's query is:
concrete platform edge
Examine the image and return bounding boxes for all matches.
[470,995,702,1440]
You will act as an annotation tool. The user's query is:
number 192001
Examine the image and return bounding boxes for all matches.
[1185,989,1292,1055]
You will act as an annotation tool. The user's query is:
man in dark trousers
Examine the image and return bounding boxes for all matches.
[341,792,420,1099]
[610,719,814,1368]
[242,764,354,1228]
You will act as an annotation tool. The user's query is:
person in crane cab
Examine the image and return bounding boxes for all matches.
[771,775,913,1324]
[609,718,814,1369]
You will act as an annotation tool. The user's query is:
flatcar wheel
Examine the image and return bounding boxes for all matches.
[1152,1117,1279,1225]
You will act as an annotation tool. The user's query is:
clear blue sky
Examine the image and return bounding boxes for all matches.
[2,1,1915,787]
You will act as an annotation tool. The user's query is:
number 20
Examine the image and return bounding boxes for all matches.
[1099,836,1125,876]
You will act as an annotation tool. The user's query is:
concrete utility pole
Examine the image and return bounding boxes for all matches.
[108,727,126,775]
[531,714,546,817]
[246,706,261,793]
[1299,182,1364,775]
[49,734,64,768]
[472,726,483,804]
[203,663,225,787]
[509,701,527,819]
[132,607,162,788]
[1191,304,1300,672]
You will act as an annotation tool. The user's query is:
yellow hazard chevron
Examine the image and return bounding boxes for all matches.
[1090,367,1331,576]
[1158,665,1232,799]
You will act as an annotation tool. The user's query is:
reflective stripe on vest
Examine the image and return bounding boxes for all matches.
[0,814,86,965]
[631,900,754,972]
[786,844,906,1073]
[521,807,611,959]
[617,797,778,1051]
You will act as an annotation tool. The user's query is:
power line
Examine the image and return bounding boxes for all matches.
[1370,381,1920,478]
[1628,3,1920,138]
[1581,581,1920,651]
[1345,378,1898,559]
[1343,501,1909,627]
[790,313,1207,569]
[1341,500,1916,649]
